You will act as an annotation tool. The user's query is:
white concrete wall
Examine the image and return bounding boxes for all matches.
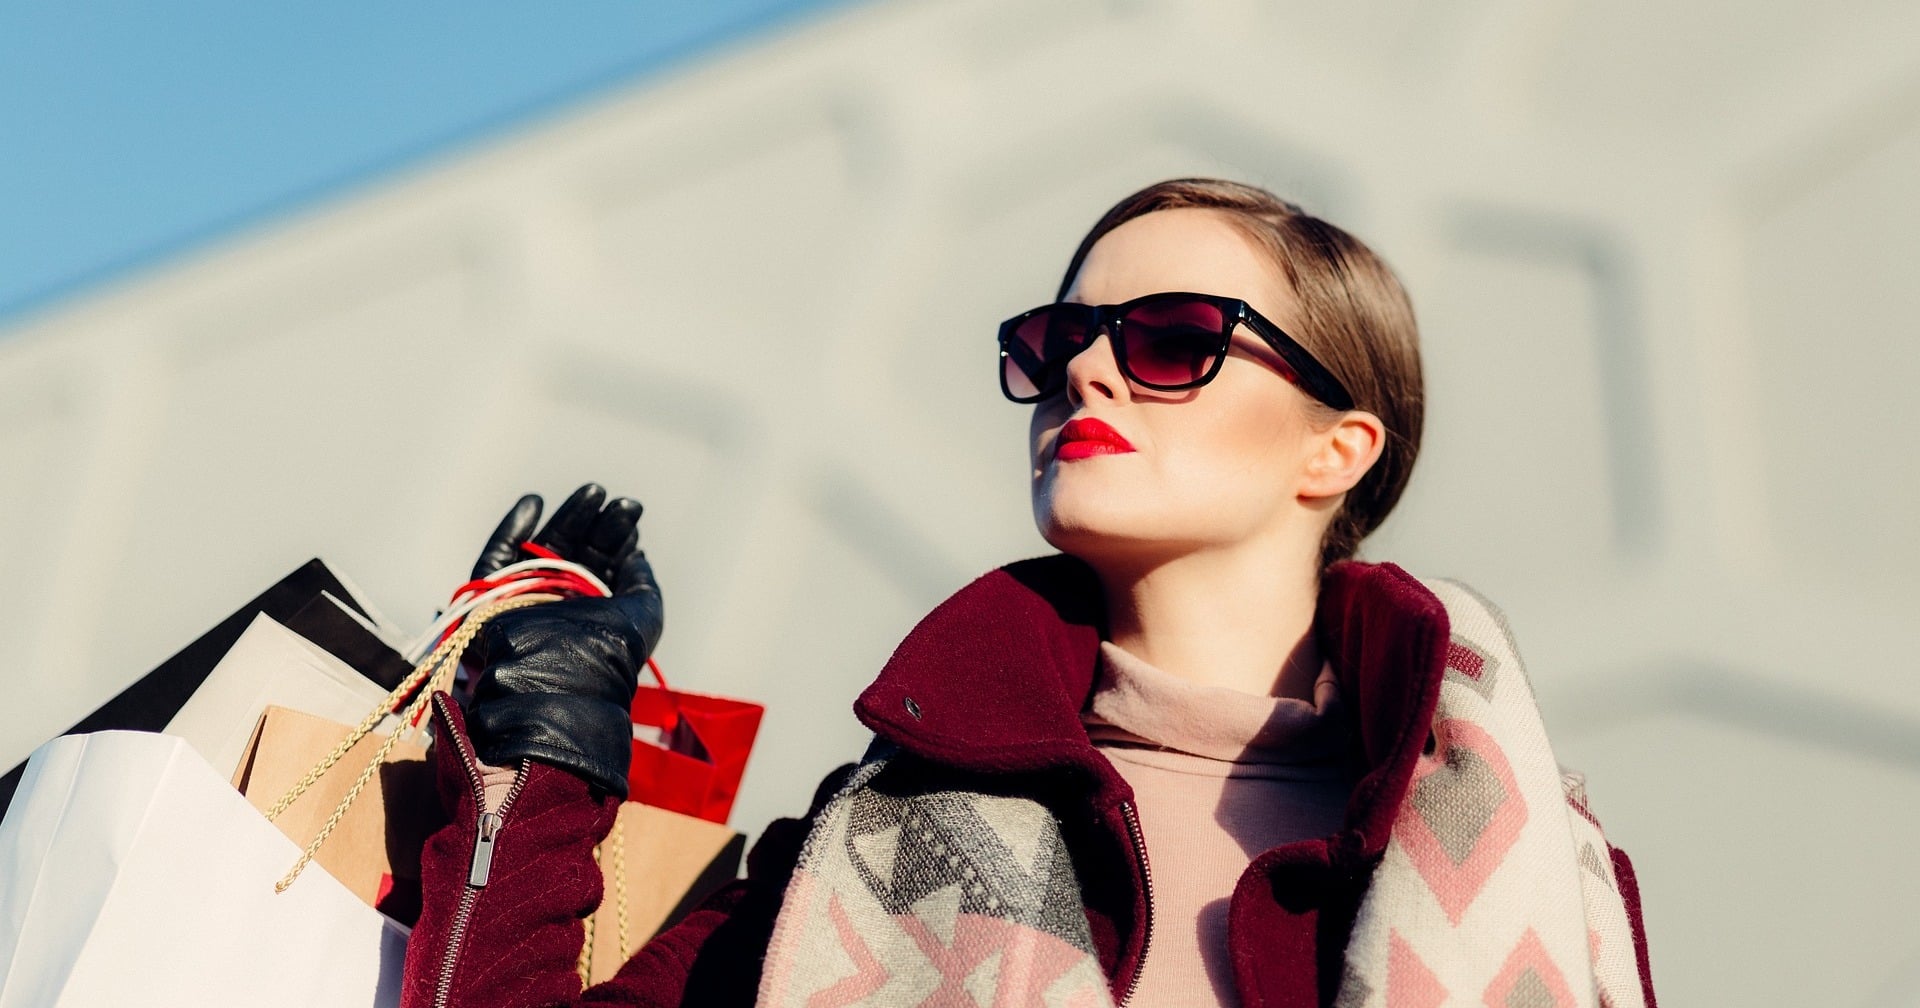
[3,1,1917,1002]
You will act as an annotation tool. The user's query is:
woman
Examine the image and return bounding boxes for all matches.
[400,179,1655,1007]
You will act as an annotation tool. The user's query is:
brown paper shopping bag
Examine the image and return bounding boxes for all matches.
[237,708,745,974]
[579,802,746,986]
[216,589,747,973]
[237,593,555,924]
[232,705,440,925]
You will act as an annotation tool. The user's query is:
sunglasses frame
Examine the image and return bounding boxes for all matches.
[997,291,1355,410]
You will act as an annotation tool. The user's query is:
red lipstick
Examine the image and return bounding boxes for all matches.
[1055,417,1136,461]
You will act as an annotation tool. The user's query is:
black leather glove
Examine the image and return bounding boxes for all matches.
[463,483,664,798]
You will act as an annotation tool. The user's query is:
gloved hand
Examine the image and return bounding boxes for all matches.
[463,483,664,798]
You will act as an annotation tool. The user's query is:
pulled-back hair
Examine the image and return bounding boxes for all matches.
[1058,179,1424,568]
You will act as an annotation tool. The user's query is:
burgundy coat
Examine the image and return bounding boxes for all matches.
[400,556,1655,1008]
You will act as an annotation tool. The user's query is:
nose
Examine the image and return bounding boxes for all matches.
[1064,331,1127,407]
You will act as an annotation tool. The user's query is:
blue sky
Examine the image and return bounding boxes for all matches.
[0,0,855,325]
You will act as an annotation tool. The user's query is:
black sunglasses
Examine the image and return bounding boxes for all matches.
[997,291,1353,409]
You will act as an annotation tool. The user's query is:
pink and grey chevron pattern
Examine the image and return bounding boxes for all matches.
[1337,579,1645,1008]
[759,762,1112,1007]
[1399,718,1529,925]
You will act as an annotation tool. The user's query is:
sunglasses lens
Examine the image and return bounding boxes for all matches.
[1002,307,1093,400]
[1120,298,1227,388]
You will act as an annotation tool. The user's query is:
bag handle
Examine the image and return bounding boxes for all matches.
[267,592,559,893]
[575,662,674,986]
[577,821,632,988]
[638,656,688,730]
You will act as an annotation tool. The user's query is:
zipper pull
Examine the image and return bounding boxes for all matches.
[470,812,503,887]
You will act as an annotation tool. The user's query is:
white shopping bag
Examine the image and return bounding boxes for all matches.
[0,731,406,1007]
[164,612,394,779]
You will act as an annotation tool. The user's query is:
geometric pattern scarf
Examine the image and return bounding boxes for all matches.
[756,759,1112,1006]
[1334,580,1645,1008]
[758,578,1644,1008]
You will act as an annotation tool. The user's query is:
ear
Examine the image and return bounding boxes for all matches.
[1299,410,1385,501]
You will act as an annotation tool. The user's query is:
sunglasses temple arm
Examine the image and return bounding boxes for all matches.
[1245,316,1353,410]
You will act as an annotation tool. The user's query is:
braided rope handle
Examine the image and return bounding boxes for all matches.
[575,809,633,987]
[578,843,600,986]
[268,593,561,893]
[613,819,630,962]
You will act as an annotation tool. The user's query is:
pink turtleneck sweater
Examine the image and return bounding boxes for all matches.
[1083,642,1353,1007]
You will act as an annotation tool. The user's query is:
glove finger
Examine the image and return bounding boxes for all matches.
[588,526,639,589]
[579,497,643,581]
[533,483,606,559]
[471,494,543,580]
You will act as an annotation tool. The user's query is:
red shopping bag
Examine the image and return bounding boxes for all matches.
[628,661,762,824]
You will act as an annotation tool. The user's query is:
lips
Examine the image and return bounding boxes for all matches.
[1055,417,1136,461]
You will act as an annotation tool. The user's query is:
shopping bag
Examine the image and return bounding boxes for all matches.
[0,731,406,1007]
[628,666,764,824]
[232,705,438,924]
[166,613,397,779]
[579,802,746,986]
[247,590,571,915]
[0,559,407,815]
[281,590,413,691]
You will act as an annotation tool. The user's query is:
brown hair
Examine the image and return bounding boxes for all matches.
[1057,178,1424,568]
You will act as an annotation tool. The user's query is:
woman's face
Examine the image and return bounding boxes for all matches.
[1030,208,1333,570]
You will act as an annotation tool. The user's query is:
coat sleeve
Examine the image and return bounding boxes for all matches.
[401,693,834,1008]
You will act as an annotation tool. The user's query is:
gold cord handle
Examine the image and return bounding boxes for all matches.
[268,593,561,893]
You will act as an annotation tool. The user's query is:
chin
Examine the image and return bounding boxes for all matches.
[1036,506,1190,566]
[1034,485,1124,545]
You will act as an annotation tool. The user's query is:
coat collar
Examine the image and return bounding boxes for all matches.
[855,554,1111,788]
[853,554,1450,850]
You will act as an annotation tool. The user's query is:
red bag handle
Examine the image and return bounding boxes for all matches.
[641,656,686,732]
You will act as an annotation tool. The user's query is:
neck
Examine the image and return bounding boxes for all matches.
[1095,536,1324,700]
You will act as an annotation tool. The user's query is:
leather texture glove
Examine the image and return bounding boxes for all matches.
[464,483,663,799]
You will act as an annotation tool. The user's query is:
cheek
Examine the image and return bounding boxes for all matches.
[1173,396,1301,482]
[1027,401,1070,462]
[1149,403,1320,537]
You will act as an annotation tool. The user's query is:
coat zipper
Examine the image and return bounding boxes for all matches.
[1116,800,1154,1008]
[433,694,528,1008]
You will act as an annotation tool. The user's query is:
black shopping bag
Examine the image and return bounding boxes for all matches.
[0,559,410,814]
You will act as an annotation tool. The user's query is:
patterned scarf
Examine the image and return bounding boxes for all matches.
[759,579,1644,1008]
